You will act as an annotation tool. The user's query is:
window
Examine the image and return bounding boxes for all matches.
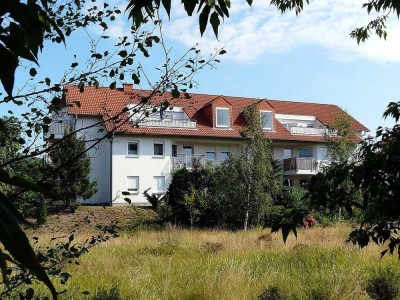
[318,147,330,160]
[153,142,164,156]
[283,149,292,159]
[216,108,230,128]
[220,152,229,161]
[127,142,138,156]
[206,152,216,161]
[153,176,165,193]
[127,176,139,193]
[260,111,273,130]
[172,145,178,157]
[298,148,313,158]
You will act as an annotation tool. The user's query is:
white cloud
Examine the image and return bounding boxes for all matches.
[161,0,400,64]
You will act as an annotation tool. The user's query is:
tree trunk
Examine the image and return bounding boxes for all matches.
[244,182,251,232]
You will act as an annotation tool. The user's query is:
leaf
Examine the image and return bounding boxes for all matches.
[183,0,197,16]
[219,49,227,55]
[210,12,220,38]
[29,68,37,77]
[282,226,290,243]
[0,45,18,97]
[121,191,130,195]
[60,272,71,284]
[124,197,131,204]
[45,77,51,86]
[0,168,51,195]
[217,0,229,17]
[162,0,171,18]
[171,89,180,99]
[0,196,58,299]
[199,5,211,36]
[118,50,128,58]
[132,73,140,84]
[380,249,388,258]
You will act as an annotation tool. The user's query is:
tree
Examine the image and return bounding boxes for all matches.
[241,104,282,231]
[0,1,223,297]
[127,0,400,43]
[46,131,98,211]
[324,110,357,165]
[310,101,400,257]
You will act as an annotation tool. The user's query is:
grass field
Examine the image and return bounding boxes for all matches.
[22,207,400,300]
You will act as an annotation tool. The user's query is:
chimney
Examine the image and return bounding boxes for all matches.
[123,83,133,93]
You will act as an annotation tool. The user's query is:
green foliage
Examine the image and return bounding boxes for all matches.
[92,287,122,300]
[365,267,400,300]
[258,285,287,300]
[324,109,356,164]
[46,131,98,210]
[311,101,400,256]
[125,0,396,45]
[156,105,282,230]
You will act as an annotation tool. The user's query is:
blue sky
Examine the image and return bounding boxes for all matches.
[1,0,399,134]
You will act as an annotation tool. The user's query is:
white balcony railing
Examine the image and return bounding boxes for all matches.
[288,126,336,136]
[136,118,197,129]
[44,120,74,139]
[172,154,205,170]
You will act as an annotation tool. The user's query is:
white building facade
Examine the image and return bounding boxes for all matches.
[46,84,368,205]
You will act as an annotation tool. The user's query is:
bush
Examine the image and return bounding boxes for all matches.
[258,285,286,300]
[92,287,122,300]
[366,267,400,300]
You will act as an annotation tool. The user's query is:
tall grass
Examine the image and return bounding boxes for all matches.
[31,226,400,299]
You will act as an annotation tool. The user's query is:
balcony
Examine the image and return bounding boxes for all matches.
[43,120,74,139]
[172,154,205,171]
[287,126,336,136]
[283,157,317,175]
[137,118,197,129]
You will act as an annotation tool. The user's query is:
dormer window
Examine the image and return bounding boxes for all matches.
[216,108,230,128]
[260,111,273,130]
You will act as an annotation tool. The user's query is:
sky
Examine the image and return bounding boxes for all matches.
[1,0,400,134]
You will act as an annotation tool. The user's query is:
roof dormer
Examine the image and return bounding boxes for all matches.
[255,100,276,131]
[200,96,232,129]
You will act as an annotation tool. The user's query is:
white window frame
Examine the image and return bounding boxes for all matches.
[152,176,166,193]
[260,110,273,130]
[216,107,230,128]
[127,141,139,157]
[153,141,165,157]
[127,176,139,194]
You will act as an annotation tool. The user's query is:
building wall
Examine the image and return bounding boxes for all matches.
[75,116,111,204]
[111,135,242,205]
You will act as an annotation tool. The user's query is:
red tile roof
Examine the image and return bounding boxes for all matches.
[64,85,368,143]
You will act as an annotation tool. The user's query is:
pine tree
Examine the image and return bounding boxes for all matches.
[47,131,97,211]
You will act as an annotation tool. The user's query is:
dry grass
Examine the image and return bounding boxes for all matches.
[28,224,400,300]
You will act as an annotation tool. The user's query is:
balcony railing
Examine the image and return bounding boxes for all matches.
[44,120,74,139]
[136,118,197,129]
[283,157,316,173]
[288,126,335,136]
[172,154,205,170]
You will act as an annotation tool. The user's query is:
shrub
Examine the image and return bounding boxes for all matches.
[366,267,400,300]
[92,287,122,300]
[258,285,286,300]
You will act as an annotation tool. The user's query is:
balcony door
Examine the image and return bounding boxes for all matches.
[182,146,194,165]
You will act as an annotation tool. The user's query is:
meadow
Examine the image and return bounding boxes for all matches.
[25,208,400,300]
